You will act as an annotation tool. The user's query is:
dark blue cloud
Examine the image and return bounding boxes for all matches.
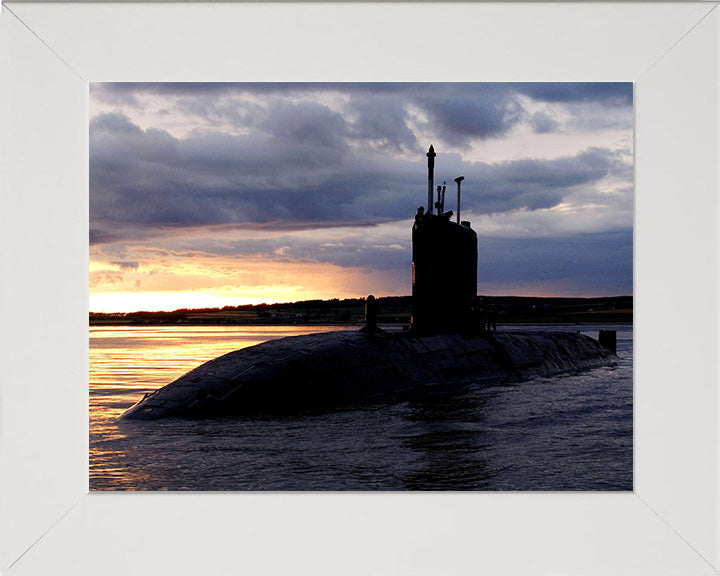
[419,91,523,142]
[91,82,633,145]
[417,147,618,215]
[349,95,418,152]
[110,261,139,270]
[530,111,559,134]
[259,100,349,149]
[92,82,633,105]
[89,83,633,296]
[90,111,142,134]
[512,82,632,106]
[477,229,633,296]
[90,113,626,241]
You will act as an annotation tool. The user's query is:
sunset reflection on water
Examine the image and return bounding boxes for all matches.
[90,325,350,486]
[90,324,632,491]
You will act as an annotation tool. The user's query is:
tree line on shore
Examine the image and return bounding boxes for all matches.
[90,295,632,326]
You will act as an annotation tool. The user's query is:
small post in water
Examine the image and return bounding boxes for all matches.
[598,330,617,354]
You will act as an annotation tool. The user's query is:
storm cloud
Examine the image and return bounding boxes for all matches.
[90,114,629,238]
[90,82,633,307]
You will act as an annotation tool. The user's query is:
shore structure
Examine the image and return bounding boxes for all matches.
[120,147,616,420]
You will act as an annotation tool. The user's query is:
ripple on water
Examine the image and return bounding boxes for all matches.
[90,324,633,491]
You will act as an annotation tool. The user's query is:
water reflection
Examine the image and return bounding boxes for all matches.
[90,324,632,491]
[400,390,497,490]
[91,325,352,488]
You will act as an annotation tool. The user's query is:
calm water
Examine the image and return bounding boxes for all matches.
[90,324,632,491]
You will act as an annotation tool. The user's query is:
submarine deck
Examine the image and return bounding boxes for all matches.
[120,329,615,420]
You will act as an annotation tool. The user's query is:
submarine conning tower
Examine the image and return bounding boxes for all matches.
[411,145,478,334]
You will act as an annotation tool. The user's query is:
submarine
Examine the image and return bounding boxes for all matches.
[120,146,616,420]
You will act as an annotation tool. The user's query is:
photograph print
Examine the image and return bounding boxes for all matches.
[89,82,633,491]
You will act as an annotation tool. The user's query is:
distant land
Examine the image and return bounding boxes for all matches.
[90,295,632,326]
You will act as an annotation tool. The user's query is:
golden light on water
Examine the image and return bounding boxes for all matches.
[90,325,348,425]
[90,325,352,489]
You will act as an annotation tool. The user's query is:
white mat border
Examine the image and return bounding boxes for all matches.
[1,3,718,574]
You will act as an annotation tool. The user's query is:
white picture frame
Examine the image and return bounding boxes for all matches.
[1,2,718,574]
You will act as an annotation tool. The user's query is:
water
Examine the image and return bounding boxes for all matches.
[90,324,632,491]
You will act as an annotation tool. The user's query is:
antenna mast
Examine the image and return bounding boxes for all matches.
[454,176,464,224]
[426,145,436,214]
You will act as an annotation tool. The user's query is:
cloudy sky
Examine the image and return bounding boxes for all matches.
[90,83,633,313]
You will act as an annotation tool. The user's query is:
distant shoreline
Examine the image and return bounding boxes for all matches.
[90,295,632,327]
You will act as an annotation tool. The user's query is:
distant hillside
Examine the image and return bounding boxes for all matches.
[90,295,632,326]
[481,295,632,324]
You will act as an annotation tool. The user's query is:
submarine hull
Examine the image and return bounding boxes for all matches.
[119,330,615,420]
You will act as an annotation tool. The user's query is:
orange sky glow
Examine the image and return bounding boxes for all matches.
[89,255,409,312]
[90,83,633,312]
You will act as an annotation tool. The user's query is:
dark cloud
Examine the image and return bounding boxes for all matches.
[90,111,143,134]
[349,95,418,152]
[90,228,121,245]
[418,90,523,143]
[477,228,633,296]
[91,82,632,143]
[89,83,633,297]
[530,111,559,134]
[90,113,626,242]
[90,84,140,107]
[259,100,349,149]
[91,112,409,234]
[110,261,139,270]
[421,147,618,215]
[174,97,263,129]
[512,82,632,106]
[92,82,632,105]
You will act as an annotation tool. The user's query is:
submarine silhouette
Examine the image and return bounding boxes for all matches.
[120,146,616,421]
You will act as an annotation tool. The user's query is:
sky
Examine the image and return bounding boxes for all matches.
[90,83,633,313]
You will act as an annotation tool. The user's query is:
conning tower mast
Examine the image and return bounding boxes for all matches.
[411,146,478,334]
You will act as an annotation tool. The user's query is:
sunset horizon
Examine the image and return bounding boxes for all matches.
[90,83,633,314]
[90,290,633,315]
